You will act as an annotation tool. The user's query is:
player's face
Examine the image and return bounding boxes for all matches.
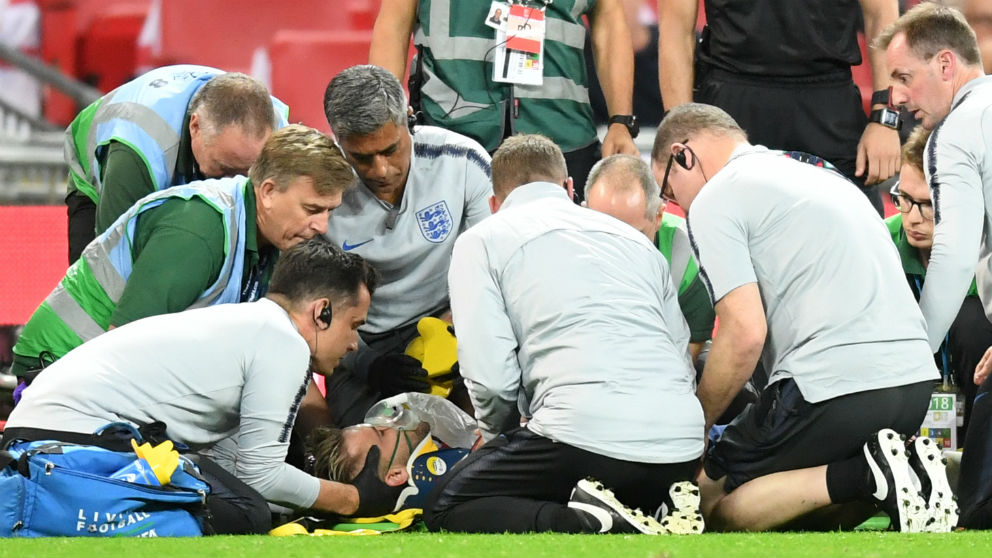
[190,117,269,178]
[341,421,431,479]
[895,164,934,250]
[255,175,341,251]
[887,33,955,131]
[311,286,369,375]
[337,122,412,196]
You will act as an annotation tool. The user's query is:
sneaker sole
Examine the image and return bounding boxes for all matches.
[571,479,665,535]
[865,429,929,533]
[660,481,704,535]
[910,437,959,533]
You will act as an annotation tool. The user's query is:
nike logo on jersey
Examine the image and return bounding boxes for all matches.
[342,239,374,251]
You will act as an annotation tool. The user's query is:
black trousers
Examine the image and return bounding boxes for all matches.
[187,454,272,535]
[66,189,96,265]
[563,141,602,204]
[948,296,992,441]
[423,427,699,533]
[958,374,992,529]
[696,66,883,216]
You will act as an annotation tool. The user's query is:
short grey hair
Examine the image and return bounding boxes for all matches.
[491,134,567,199]
[585,154,662,221]
[323,65,407,139]
[189,72,278,138]
[652,103,747,164]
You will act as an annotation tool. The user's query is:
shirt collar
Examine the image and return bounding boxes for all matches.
[500,181,570,210]
[951,75,992,112]
[176,111,203,183]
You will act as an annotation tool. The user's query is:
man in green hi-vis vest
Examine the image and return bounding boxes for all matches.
[11,126,351,397]
[584,154,715,362]
[64,65,290,264]
[369,0,639,201]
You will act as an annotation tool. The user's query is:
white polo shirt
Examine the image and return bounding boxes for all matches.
[325,126,492,334]
[449,181,704,464]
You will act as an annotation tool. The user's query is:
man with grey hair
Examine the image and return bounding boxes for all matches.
[432,134,705,535]
[651,102,948,533]
[65,65,289,263]
[583,155,714,362]
[321,64,492,427]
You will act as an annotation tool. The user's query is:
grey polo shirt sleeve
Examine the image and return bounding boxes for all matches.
[920,121,988,351]
[686,188,758,305]
[448,228,522,441]
[233,335,320,508]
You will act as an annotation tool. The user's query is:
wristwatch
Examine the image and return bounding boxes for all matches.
[608,114,639,138]
[869,107,901,130]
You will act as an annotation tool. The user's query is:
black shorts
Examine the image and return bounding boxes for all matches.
[695,66,883,216]
[704,378,933,493]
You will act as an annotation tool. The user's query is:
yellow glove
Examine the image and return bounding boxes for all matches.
[405,317,458,398]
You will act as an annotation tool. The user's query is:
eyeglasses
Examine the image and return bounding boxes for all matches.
[889,181,934,220]
[659,139,689,202]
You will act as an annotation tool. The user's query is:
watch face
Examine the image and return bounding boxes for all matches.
[881,110,899,128]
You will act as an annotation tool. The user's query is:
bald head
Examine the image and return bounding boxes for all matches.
[584,154,663,239]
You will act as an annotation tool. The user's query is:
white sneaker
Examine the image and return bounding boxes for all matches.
[907,436,958,532]
[864,429,929,532]
[658,481,704,534]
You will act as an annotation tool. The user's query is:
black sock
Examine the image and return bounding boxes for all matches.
[826,453,872,503]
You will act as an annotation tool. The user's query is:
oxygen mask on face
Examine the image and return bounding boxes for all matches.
[364,400,424,431]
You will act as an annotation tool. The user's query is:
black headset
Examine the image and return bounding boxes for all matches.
[407,111,418,134]
[316,304,332,330]
[674,144,695,170]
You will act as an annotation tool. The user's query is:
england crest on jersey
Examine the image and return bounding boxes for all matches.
[416,201,453,243]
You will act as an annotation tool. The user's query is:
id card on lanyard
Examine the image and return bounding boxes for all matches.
[240,251,271,302]
[491,1,549,86]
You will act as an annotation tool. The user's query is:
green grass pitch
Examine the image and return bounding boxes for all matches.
[1,531,991,558]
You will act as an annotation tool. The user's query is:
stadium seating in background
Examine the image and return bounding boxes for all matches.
[268,30,415,134]
[77,3,147,92]
[144,0,353,74]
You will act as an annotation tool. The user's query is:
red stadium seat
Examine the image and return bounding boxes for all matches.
[0,206,68,326]
[268,30,374,133]
[77,4,148,92]
[148,0,354,73]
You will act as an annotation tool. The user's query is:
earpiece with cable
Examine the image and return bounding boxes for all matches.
[316,304,332,330]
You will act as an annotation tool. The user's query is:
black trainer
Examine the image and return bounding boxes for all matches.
[568,478,664,534]
[864,429,929,532]
[907,436,958,532]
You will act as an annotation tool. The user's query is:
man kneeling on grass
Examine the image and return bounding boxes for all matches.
[652,103,954,533]
[2,238,399,534]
